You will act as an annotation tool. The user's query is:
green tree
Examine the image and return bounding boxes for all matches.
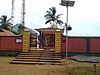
[0,15,12,31]
[18,23,25,34]
[44,7,63,28]
[12,23,25,35]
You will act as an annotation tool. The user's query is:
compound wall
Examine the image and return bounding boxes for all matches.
[0,35,22,56]
[61,36,100,56]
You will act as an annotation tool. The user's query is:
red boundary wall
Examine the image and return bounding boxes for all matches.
[68,37,86,52]
[90,38,100,53]
[0,35,100,54]
[0,35,22,51]
[61,35,100,53]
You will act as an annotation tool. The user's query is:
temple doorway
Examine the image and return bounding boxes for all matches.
[44,34,55,48]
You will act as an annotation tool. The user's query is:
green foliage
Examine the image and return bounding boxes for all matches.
[12,31,21,35]
[18,24,25,33]
[63,59,100,75]
[44,7,63,28]
[65,66,100,75]
[0,15,13,31]
[12,23,25,35]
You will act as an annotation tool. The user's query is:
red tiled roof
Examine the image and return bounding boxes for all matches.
[0,29,15,35]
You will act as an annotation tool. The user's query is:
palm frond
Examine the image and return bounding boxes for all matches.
[7,18,12,22]
[56,14,63,19]
[49,7,56,16]
[56,20,63,25]
[0,15,12,31]
[45,19,52,24]
[1,15,7,21]
[44,7,63,27]
[46,11,51,14]
[44,14,53,20]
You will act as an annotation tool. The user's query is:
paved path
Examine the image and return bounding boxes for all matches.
[70,55,100,63]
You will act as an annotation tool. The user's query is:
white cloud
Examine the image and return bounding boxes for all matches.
[67,0,100,36]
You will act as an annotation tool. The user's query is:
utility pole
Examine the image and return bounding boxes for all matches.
[21,0,25,26]
[60,0,75,58]
[11,0,15,24]
[20,0,25,34]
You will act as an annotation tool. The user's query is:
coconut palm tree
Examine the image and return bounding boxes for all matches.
[0,15,12,31]
[44,7,63,28]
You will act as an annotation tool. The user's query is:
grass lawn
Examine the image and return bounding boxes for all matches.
[0,57,100,75]
[63,59,100,75]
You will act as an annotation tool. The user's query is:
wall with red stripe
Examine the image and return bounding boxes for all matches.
[90,38,100,53]
[0,36,22,51]
[61,36,100,53]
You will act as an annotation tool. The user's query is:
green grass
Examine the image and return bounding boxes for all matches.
[63,59,100,75]
[65,66,100,75]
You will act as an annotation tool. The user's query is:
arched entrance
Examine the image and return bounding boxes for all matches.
[35,28,64,50]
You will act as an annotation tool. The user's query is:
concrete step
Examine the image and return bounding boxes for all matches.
[19,53,42,55]
[16,57,61,60]
[11,48,62,65]
[18,54,61,56]
[38,60,61,63]
[29,50,55,52]
[11,61,62,65]
[21,51,59,53]
[19,52,61,55]
[13,59,38,61]
[13,59,61,62]
[29,48,45,51]
[15,58,61,61]
[17,55,61,58]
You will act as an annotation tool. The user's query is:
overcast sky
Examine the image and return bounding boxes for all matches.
[0,0,100,36]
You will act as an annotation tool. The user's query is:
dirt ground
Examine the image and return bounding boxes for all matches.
[0,57,67,75]
[0,57,100,75]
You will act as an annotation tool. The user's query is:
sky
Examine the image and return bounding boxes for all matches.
[0,0,100,36]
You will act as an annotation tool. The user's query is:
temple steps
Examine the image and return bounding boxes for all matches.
[11,48,62,65]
